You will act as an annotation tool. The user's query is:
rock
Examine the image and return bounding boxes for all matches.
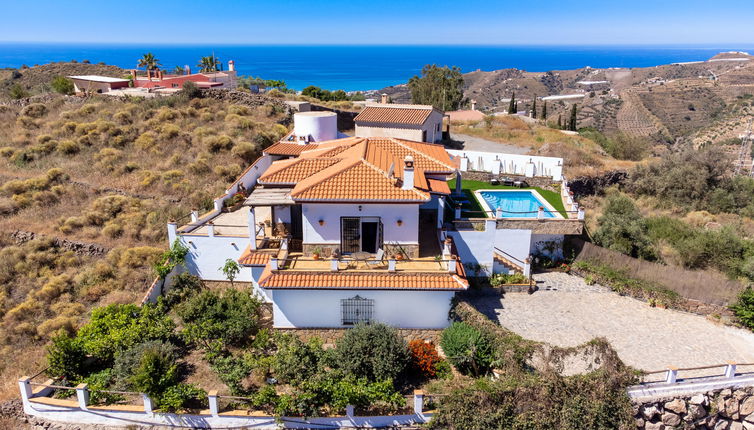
[746,412,754,423]
[716,419,731,430]
[645,421,665,430]
[742,397,754,416]
[642,405,661,421]
[664,398,686,414]
[687,404,707,421]
[722,389,734,397]
[731,422,744,430]
[661,411,681,427]
[635,417,645,427]
[724,398,741,419]
[743,421,754,430]
[690,394,709,406]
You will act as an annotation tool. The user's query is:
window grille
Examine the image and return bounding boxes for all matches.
[341,295,374,325]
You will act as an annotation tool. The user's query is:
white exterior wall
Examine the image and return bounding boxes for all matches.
[354,110,443,143]
[496,229,532,264]
[302,203,419,246]
[447,228,495,274]
[293,112,338,142]
[449,149,563,180]
[177,234,252,282]
[71,79,117,94]
[270,289,455,328]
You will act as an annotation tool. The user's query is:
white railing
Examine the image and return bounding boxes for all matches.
[448,149,563,180]
[627,362,754,399]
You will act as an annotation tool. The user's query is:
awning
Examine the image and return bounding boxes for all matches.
[244,187,295,206]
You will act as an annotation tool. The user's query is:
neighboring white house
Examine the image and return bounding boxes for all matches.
[68,75,131,94]
[167,110,583,330]
[354,103,445,143]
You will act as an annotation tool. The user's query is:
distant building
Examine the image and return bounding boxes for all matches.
[68,75,130,94]
[447,99,486,122]
[354,102,445,143]
[130,60,238,91]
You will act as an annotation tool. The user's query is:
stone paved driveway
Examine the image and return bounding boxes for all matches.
[472,272,754,372]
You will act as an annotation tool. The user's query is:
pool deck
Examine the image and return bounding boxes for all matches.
[474,189,564,219]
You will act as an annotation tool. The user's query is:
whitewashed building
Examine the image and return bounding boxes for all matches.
[167,108,583,329]
[354,103,445,143]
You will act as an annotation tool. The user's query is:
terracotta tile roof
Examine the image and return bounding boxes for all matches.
[237,246,272,266]
[264,142,311,156]
[257,136,455,202]
[258,271,468,290]
[259,158,340,185]
[354,105,436,126]
[427,179,451,194]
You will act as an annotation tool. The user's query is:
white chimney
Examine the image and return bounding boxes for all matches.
[381,93,388,104]
[228,60,235,72]
[402,155,414,190]
[471,99,477,111]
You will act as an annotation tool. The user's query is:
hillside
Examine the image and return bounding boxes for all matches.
[0,67,291,400]
[0,62,127,98]
[381,52,754,147]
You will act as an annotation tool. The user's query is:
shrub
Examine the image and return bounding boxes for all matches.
[272,335,323,385]
[9,83,29,99]
[21,103,48,118]
[74,303,175,362]
[205,135,234,152]
[181,81,201,99]
[408,340,441,378]
[47,333,88,380]
[51,76,75,95]
[231,141,258,163]
[440,322,493,376]
[158,383,207,412]
[332,323,409,384]
[164,273,204,306]
[135,131,157,149]
[593,192,656,260]
[178,289,262,347]
[114,340,179,396]
[732,287,754,330]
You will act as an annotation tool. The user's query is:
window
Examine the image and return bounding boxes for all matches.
[341,295,374,325]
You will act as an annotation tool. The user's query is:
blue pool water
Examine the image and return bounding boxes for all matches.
[479,190,556,218]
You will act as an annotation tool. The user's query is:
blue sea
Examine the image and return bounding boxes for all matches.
[1,43,752,91]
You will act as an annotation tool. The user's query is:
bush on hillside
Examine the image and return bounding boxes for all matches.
[732,287,754,330]
[177,289,262,348]
[51,76,75,95]
[271,335,323,385]
[332,323,410,384]
[593,192,656,260]
[440,322,493,376]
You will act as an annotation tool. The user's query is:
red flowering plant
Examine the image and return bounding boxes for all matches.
[560,263,571,273]
[408,339,441,378]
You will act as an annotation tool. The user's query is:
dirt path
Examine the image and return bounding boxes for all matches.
[473,272,754,372]
[450,133,531,154]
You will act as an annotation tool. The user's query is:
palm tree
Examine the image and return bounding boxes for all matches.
[197,55,220,73]
[173,66,185,76]
[137,53,161,71]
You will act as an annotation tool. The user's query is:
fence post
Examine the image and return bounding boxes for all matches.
[454,205,461,220]
[665,367,678,384]
[270,258,279,270]
[523,257,531,278]
[413,390,424,415]
[447,256,457,274]
[724,361,737,378]
[346,404,355,418]
[143,394,154,416]
[577,207,585,220]
[207,222,215,238]
[388,259,396,272]
[537,206,544,220]
[191,210,199,223]
[213,198,224,212]
[495,208,503,219]
[18,377,32,405]
[330,258,339,272]
[208,390,219,417]
[75,383,89,410]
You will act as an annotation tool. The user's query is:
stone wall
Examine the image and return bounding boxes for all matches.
[634,387,754,429]
[568,170,628,198]
[5,230,108,257]
[496,219,584,235]
[276,327,442,345]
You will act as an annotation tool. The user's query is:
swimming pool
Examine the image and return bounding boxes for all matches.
[475,190,560,218]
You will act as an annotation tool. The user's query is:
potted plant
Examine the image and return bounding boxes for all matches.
[311,246,323,260]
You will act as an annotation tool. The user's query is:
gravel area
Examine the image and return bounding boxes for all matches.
[472,272,754,372]
[451,133,531,154]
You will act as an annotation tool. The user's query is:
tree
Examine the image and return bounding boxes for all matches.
[440,322,493,376]
[137,53,161,71]
[731,287,754,329]
[197,55,220,73]
[593,193,656,260]
[407,64,464,111]
[178,289,262,347]
[542,101,547,120]
[180,81,201,99]
[569,104,578,131]
[220,258,240,286]
[173,66,185,75]
[508,92,516,114]
[50,76,74,95]
[531,97,537,118]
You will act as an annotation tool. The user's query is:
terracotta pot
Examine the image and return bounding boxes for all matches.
[312,254,320,260]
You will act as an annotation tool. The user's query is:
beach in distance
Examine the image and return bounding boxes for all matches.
[1,43,752,91]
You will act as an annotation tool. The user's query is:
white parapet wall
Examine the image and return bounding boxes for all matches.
[448,149,563,180]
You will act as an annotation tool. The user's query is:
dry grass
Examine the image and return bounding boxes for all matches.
[0,93,290,401]
[450,115,635,176]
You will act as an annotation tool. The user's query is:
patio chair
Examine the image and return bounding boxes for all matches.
[366,248,386,269]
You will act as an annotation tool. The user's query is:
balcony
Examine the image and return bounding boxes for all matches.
[272,253,460,274]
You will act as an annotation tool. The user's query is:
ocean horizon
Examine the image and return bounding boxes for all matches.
[1,43,753,91]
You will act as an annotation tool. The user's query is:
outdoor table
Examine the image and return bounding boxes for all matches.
[349,251,372,269]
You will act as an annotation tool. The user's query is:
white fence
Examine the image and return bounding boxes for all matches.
[19,378,433,429]
[448,149,563,180]
[627,362,754,400]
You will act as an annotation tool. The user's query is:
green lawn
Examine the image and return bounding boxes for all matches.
[448,178,568,218]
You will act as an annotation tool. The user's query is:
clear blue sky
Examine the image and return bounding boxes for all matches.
[2,0,753,45]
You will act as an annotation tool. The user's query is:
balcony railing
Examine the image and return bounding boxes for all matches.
[268,253,461,274]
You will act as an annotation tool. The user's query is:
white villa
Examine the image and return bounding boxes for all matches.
[354,103,445,143]
[167,110,583,330]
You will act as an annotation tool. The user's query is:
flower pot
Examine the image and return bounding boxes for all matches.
[312,254,320,260]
